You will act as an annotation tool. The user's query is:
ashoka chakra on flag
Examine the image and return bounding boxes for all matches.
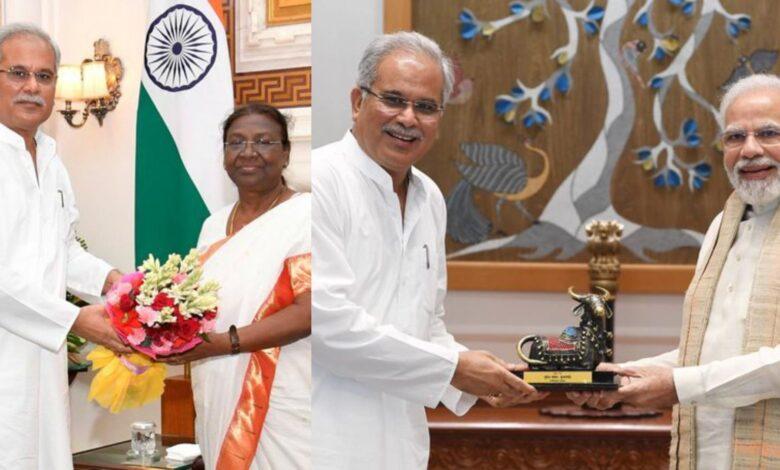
[144,4,217,92]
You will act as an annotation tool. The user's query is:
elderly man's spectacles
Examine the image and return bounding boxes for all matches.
[360,86,443,118]
[722,127,780,150]
[224,138,284,154]
[0,66,56,85]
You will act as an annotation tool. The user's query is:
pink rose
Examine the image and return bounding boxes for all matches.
[122,271,145,289]
[136,306,158,327]
[113,282,132,297]
[106,291,120,306]
[150,337,173,355]
[127,328,147,346]
[173,273,187,285]
[200,318,216,334]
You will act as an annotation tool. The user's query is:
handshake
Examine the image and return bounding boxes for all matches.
[450,350,549,407]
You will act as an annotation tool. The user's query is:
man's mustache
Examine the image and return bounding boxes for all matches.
[734,156,779,172]
[13,94,44,106]
[382,123,423,140]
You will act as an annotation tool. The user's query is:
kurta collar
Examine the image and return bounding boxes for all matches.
[341,130,429,198]
[0,122,56,168]
[746,196,780,219]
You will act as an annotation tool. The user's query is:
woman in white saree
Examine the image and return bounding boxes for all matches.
[161,104,311,469]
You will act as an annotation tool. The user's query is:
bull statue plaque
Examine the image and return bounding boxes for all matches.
[515,287,618,391]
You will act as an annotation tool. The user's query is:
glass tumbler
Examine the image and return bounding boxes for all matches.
[128,421,157,457]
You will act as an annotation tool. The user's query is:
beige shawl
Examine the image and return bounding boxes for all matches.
[672,192,780,469]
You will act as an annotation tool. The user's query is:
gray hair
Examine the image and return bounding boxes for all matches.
[719,74,780,127]
[357,31,454,106]
[0,23,60,68]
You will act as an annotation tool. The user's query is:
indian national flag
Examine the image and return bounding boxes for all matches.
[135,0,236,265]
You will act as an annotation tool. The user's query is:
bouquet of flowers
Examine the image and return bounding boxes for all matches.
[87,249,220,413]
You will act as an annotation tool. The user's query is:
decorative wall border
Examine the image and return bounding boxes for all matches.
[224,0,311,108]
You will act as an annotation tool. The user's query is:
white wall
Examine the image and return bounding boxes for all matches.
[311,0,382,147]
[311,0,687,364]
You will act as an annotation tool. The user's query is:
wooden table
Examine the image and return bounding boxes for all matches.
[427,401,671,470]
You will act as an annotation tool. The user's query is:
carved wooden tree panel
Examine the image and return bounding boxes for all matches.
[412,0,779,265]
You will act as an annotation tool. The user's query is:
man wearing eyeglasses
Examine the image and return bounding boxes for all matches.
[311,31,544,469]
[567,73,780,469]
[0,23,130,470]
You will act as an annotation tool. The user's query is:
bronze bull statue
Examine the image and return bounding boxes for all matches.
[517,287,613,371]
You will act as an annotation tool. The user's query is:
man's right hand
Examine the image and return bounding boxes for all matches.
[451,350,539,400]
[71,305,132,354]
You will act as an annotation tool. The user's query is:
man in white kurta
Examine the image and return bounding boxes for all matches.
[312,32,541,469]
[568,74,780,469]
[0,25,128,469]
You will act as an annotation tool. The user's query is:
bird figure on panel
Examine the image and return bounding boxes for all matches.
[446,140,550,244]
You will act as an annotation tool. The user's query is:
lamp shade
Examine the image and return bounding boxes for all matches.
[55,64,82,100]
[81,61,109,99]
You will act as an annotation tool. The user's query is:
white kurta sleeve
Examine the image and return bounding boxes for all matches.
[312,170,459,409]
[0,268,80,352]
[427,194,477,415]
[623,349,679,369]
[673,346,780,408]
[66,237,113,304]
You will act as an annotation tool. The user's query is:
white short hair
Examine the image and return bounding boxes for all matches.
[719,74,780,127]
[357,31,454,105]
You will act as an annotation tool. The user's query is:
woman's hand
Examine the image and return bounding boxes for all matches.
[157,332,231,365]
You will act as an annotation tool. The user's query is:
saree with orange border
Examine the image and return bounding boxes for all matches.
[191,194,311,470]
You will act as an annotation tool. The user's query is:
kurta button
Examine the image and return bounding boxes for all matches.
[728,284,734,293]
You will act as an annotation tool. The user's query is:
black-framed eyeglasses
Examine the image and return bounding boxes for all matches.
[224,138,284,154]
[721,126,780,150]
[360,86,443,118]
[0,66,56,85]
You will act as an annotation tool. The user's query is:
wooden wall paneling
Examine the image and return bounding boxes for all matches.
[267,0,311,26]
[384,0,412,33]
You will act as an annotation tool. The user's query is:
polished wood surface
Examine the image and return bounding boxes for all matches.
[161,375,196,440]
[384,0,412,33]
[447,261,694,294]
[427,401,672,469]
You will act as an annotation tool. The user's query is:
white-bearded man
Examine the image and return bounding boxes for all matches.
[568,73,780,469]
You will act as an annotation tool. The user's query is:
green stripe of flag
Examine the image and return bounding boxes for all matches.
[134,85,210,266]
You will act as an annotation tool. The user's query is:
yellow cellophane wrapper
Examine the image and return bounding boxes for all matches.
[87,346,167,414]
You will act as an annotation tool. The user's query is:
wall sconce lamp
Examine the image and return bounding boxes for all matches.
[55,39,123,128]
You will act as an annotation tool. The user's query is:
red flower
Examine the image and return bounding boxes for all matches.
[151,293,175,310]
[119,294,135,312]
[204,310,217,321]
[176,315,201,341]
